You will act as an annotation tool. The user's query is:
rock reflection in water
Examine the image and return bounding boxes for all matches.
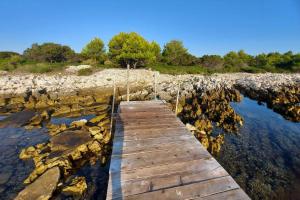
[178,88,243,154]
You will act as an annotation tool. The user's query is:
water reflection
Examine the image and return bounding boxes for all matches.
[0,125,49,199]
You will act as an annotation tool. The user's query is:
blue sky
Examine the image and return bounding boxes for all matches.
[0,0,299,56]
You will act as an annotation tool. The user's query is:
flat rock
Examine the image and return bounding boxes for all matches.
[0,110,35,128]
[15,167,60,200]
[48,130,93,159]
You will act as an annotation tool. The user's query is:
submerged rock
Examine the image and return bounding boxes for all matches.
[46,123,68,136]
[15,167,60,200]
[62,176,87,197]
[0,110,35,128]
[88,113,108,124]
[50,130,92,153]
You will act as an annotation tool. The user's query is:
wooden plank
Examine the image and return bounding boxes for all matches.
[107,163,229,199]
[109,145,211,173]
[116,115,177,122]
[116,119,182,126]
[120,100,165,105]
[199,189,250,200]
[115,123,186,131]
[112,136,199,155]
[118,112,175,118]
[113,128,191,140]
[112,176,241,200]
[109,158,222,182]
[112,140,202,155]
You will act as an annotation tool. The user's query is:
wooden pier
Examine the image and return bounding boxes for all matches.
[106,100,250,200]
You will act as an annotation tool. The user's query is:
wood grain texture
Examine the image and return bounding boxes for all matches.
[106,100,250,200]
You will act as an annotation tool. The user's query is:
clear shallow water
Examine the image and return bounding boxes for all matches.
[214,97,300,200]
[0,114,109,200]
[0,126,49,199]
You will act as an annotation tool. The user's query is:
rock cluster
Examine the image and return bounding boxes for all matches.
[237,85,300,122]
[14,97,112,199]
[180,88,243,154]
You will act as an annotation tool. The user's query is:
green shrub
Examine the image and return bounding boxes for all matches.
[77,68,93,76]
[20,63,65,73]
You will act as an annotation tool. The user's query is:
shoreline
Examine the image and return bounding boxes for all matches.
[0,69,299,97]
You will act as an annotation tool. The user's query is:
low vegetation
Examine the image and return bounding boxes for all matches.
[0,32,299,74]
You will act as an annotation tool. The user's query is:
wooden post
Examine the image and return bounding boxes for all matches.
[154,72,157,100]
[175,82,180,115]
[110,78,116,136]
[126,64,130,102]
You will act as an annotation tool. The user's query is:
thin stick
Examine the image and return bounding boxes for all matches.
[126,64,130,102]
[110,78,116,136]
[175,81,180,115]
[154,72,157,100]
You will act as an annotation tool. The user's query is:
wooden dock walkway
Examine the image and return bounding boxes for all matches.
[106,100,250,200]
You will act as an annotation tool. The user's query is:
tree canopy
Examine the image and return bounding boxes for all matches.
[108,32,159,68]
[81,37,106,63]
[1,32,300,73]
[23,43,76,63]
[162,40,196,66]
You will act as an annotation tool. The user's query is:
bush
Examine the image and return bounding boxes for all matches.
[77,68,93,76]
[20,63,65,73]
[0,51,20,59]
[23,43,76,63]
[0,55,23,71]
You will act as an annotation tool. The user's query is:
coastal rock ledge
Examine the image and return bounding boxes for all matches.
[15,167,60,200]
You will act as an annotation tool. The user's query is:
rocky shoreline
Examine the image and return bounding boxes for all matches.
[0,69,299,97]
[1,69,299,121]
[0,70,299,199]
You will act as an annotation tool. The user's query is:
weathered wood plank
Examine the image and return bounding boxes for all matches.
[114,176,241,200]
[107,166,229,199]
[112,137,199,155]
[199,189,250,200]
[115,123,186,131]
[110,146,211,173]
[114,126,188,137]
[113,128,191,140]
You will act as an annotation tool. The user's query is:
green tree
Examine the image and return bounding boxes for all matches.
[162,40,195,65]
[108,32,158,68]
[81,37,106,63]
[223,50,252,69]
[254,53,269,67]
[0,51,20,59]
[150,41,161,61]
[200,55,224,69]
[23,43,76,63]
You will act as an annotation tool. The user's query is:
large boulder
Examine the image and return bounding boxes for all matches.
[15,167,60,200]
